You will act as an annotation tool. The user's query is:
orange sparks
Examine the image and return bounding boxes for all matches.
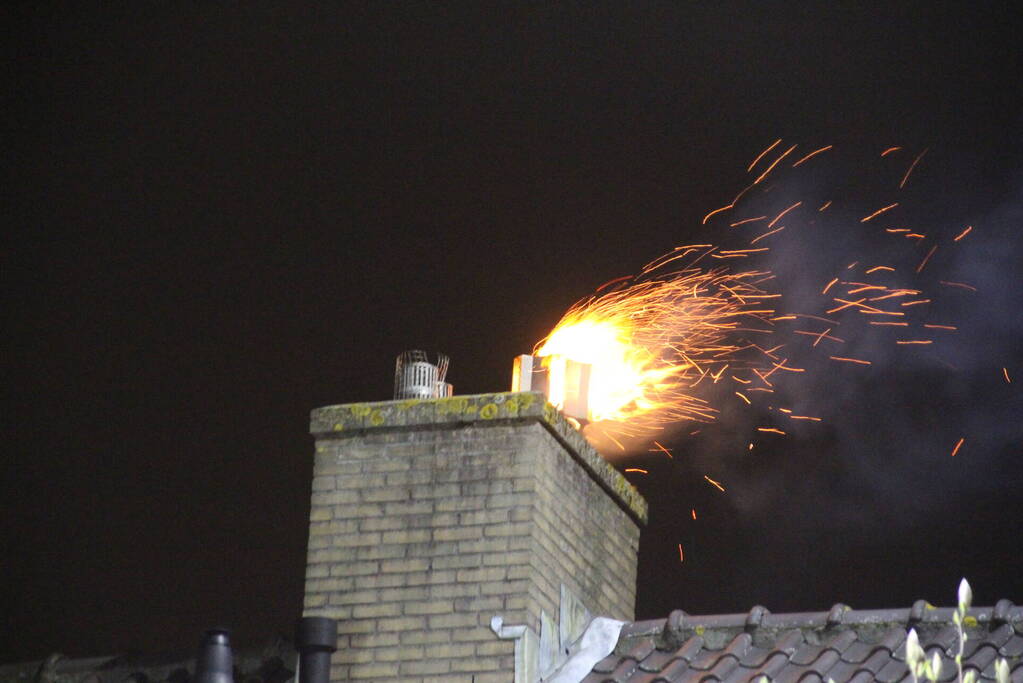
[953,226,973,242]
[748,139,782,172]
[625,468,648,474]
[951,438,964,457]
[822,277,839,295]
[794,329,844,345]
[678,543,685,563]
[870,321,909,326]
[703,475,725,492]
[735,391,751,405]
[826,298,869,314]
[896,340,933,345]
[691,509,697,520]
[730,215,767,227]
[818,200,832,212]
[771,360,805,372]
[939,280,977,292]
[915,245,937,274]
[750,226,786,245]
[753,144,798,184]
[923,324,956,330]
[861,203,899,223]
[905,233,926,240]
[789,415,822,421]
[900,299,931,307]
[886,228,910,233]
[650,441,674,458]
[866,266,895,274]
[768,201,802,228]
[595,275,634,292]
[792,145,833,167]
[881,146,902,157]
[702,204,733,224]
[757,427,786,435]
[900,148,928,188]
[1004,368,1011,383]
[748,442,754,451]
[830,356,871,365]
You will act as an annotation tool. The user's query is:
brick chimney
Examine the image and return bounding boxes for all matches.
[302,391,647,682]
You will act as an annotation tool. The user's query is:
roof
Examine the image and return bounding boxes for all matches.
[583,601,1023,683]
[0,646,294,683]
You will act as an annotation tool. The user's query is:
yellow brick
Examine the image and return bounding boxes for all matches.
[403,599,453,615]
[308,506,332,521]
[381,528,432,544]
[352,602,401,618]
[376,616,427,632]
[400,659,449,675]
[428,612,477,629]
[348,663,399,679]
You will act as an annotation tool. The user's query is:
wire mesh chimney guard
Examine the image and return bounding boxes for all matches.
[394,350,453,399]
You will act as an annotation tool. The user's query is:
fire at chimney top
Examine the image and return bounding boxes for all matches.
[394,350,453,399]
[511,354,591,423]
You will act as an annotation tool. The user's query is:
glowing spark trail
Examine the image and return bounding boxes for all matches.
[747,139,782,172]
[900,148,928,188]
[703,475,725,492]
[954,226,973,242]
[792,145,833,167]
[951,438,964,457]
[861,203,899,222]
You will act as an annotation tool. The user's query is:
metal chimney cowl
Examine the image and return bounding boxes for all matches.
[394,350,453,399]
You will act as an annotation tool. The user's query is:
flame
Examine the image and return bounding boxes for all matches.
[534,264,776,432]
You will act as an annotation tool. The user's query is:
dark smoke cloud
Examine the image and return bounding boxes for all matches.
[644,148,1022,537]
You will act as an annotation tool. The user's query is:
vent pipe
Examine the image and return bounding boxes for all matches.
[295,617,337,683]
[193,629,233,683]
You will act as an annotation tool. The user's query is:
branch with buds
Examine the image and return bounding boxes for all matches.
[906,579,1010,683]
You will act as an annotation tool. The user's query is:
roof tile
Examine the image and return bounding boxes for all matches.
[858,648,894,675]
[826,630,861,655]
[591,603,1022,683]
[965,644,1000,675]
[1000,634,1023,658]
[609,658,640,682]
[807,649,841,676]
[791,645,826,667]
[841,641,876,664]
[594,653,621,674]
[702,654,742,681]
[740,647,773,668]
[640,649,680,673]
[654,657,691,682]
[874,658,908,683]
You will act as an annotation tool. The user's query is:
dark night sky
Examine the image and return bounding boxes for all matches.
[4,1,1021,664]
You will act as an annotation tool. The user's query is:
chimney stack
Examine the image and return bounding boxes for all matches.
[302,391,646,682]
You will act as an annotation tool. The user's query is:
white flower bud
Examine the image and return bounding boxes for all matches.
[958,578,972,611]
[995,658,1010,683]
[906,629,924,667]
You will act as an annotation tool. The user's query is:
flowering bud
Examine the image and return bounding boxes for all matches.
[958,578,972,612]
[995,658,1009,683]
[930,652,943,681]
[906,629,924,669]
